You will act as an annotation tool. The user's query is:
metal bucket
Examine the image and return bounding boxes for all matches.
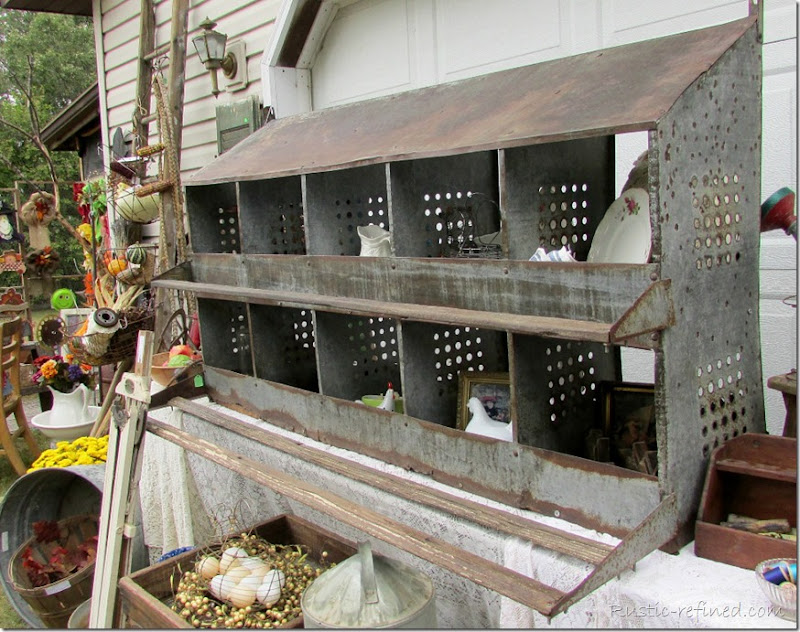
[0,466,117,627]
[68,598,92,628]
[301,541,437,628]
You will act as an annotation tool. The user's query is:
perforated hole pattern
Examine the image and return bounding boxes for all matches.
[347,317,399,381]
[280,308,315,374]
[335,195,387,255]
[422,190,474,256]
[545,342,604,426]
[216,206,240,253]
[228,311,251,372]
[537,183,591,250]
[432,326,496,386]
[691,172,743,270]
[697,347,748,457]
[270,202,305,254]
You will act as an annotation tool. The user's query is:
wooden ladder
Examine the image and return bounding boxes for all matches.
[130,0,191,346]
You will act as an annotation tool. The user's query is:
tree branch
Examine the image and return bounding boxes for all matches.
[0,114,38,144]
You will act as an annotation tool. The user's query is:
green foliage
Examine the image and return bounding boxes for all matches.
[0,11,96,189]
[78,177,108,217]
[0,10,97,296]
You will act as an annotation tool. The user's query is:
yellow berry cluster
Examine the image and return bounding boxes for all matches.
[28,435,109,471]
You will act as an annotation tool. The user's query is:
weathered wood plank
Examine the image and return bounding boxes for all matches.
[203,368,662,536]
[154,277,616,342]
[146,417,568,615]
[171,396,615,564]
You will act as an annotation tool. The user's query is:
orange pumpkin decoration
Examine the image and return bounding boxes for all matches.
[107,258,128,276]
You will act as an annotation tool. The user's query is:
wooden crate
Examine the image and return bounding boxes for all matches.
[118,514,357,628]
[695,434,797,570]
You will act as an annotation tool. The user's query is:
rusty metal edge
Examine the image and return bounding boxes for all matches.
[547,493,678,620]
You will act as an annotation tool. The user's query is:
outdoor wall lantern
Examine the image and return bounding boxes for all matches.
[192,17,237,97]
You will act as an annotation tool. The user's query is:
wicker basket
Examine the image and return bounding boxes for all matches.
[8,514,98,629]
[68,305,155,366]
[115,251,157,286]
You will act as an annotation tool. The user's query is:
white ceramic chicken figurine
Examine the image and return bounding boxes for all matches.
[465,397,513,442]
[377,382,395,411]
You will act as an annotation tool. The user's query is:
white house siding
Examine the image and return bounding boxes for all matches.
[305,0,796,434]
[96,0,281,239]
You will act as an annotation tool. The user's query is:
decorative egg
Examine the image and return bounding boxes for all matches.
[208,574,238,601]
[219,546,248,574]
[238,556,270,580]
[256,568,286,607]
[229,575,262,608]
[126,243,147,265]
[196,555,220,580]
[262,568,286,591]
[224,564,252,583]
[256,580,282,608]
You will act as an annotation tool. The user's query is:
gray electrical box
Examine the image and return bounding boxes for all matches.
[216,95,262,154]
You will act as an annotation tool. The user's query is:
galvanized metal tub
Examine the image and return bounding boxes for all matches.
[301,541,437,628]
[0,465,105,627]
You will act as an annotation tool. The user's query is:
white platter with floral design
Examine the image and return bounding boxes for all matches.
[587,188,652,264]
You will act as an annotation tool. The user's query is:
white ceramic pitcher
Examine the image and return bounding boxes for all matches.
[357,225,392,257]
[48,383,92,425]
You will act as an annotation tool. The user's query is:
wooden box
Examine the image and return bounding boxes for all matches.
[695,434,797,570]
[118,514,357,628]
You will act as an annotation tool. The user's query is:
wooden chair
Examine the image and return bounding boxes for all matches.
[0,316,41,475]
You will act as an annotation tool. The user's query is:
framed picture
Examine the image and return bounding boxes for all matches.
[598,381,657,473]
[60,308,92,336]
[456,371,511,430]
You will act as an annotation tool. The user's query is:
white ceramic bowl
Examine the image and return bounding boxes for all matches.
[755,558,797,621]
[31,406,102,442]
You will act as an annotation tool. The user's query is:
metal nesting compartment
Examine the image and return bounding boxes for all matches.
[156,13,764,566]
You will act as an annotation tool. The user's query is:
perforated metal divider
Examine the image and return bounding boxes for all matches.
[512,334,619,453]
[389,152,499,258]
[238,177,305,254]
[186,183,240,254]
[502,137,614,261]
[250,304,318,392]
[400,321,508,426]
[304,164,389,256]
[197,298,253,376]
[314,311,401,402]
[655,25,764,528]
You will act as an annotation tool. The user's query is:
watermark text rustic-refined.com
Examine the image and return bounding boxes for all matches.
[609,601,785,620]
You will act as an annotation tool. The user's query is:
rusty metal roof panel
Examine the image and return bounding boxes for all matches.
[189,16,755,186]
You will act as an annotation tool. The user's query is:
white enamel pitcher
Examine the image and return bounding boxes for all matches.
[48,383,92,425]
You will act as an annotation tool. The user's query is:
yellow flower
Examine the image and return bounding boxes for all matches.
[40,360,58,379]
[77,223,92,241]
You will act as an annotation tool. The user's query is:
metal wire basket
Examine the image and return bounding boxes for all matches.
[67,304,154,366]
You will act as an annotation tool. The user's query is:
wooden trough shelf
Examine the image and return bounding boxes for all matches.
[152,257,673,348]
[713,458,797,483]
[146,396,677,618]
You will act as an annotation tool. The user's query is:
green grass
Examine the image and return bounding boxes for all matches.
[0,424,50,629]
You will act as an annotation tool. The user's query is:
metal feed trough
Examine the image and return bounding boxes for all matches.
[151,9,764,617]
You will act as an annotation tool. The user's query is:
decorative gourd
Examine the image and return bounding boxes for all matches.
[107,258,128,276]
[126,243,147,265]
